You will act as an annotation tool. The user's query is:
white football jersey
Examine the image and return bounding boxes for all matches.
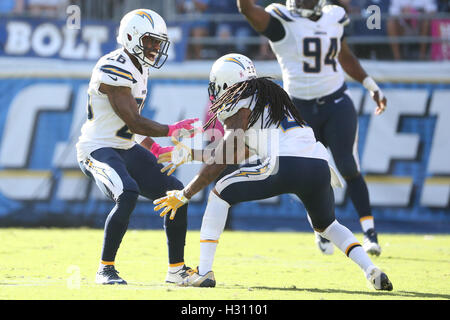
[217,95,329,161]
[76,48,149,161]
[265,3,349,100]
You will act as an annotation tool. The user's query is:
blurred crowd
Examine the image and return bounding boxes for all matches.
[1,0,449,61]
[175,0,450,61]
[0,0,69,18]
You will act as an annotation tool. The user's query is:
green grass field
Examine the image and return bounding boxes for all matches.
[0,228,449,300]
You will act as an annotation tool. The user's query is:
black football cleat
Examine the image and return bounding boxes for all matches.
[363,228,382,256]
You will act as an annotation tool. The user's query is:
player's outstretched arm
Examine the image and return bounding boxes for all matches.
[338,39,387,115]
[157,109,251,176]
[237,0,271,32]
[182,108,250,199]
[153,109,250,219]
[338,39,368,83]
[100,83,200,137]
[100,84,169,136]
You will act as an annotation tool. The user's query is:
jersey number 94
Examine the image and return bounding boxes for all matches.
[303,37,338,73]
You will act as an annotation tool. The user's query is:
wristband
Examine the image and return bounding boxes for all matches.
[362,76,380,92]
[150,142,161,155]
[167,125,176,137]
[363,76,384,100]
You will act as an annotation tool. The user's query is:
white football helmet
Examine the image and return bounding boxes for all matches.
[117,9,170,68]
[286,0,327,18]
[208,53,257,103]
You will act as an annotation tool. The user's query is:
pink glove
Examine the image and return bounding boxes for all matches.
[150,143,173,158]
[167,118,199,137]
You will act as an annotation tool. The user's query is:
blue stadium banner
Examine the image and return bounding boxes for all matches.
[0,17,189,62]
[0,77,449,232]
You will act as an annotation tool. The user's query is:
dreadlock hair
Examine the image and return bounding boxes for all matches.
[204,77,306,131]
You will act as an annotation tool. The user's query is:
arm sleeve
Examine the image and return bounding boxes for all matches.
[260,15,286,42]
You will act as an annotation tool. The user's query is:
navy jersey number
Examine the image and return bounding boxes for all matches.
[280,115,302,132]
[116,125,133,140]
[115,98,145,140]
[303,37,339,73]
[107,53,126,64]
[324,38,338,72]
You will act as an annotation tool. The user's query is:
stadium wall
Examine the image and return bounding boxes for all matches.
[0,58,449,233]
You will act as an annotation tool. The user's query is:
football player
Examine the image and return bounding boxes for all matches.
[153,53,393,291]
[76,9,198,285]
[237,0,386,256]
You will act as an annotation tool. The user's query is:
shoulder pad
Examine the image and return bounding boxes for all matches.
[266,3,294,22]
[99,64,137,84]
[322,5,350,26]
[99,63,137,85]
[97,50,138,85]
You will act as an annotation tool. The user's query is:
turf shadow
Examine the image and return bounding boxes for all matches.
[247,286,450,299]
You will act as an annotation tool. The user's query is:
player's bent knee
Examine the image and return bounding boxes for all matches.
[318,220,338,237]
[318,220,360,254]
[332,153,357,176]
[117,190,139,207]
[342,171,361,181]
[112,190,139,223]
[336,160,359,180]
[200,191,231,241]
[308,208,335,232]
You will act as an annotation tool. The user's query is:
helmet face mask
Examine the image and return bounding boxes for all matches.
[286,0,326,18]
[208,81,219,103]
[208,53,257,103]
[117,9,170,69]
[132,32,170,68]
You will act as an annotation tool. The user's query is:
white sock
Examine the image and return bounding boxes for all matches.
[360,216,375,233]
[199,241,218,275]
[198,191,230,276]
[348,246,374,274]
[320,220,374,273]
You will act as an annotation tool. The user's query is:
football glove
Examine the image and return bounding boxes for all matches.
[153,190,189,220]
[167,118,202,138]
[149,142,174,158]
[158,136,193,176]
